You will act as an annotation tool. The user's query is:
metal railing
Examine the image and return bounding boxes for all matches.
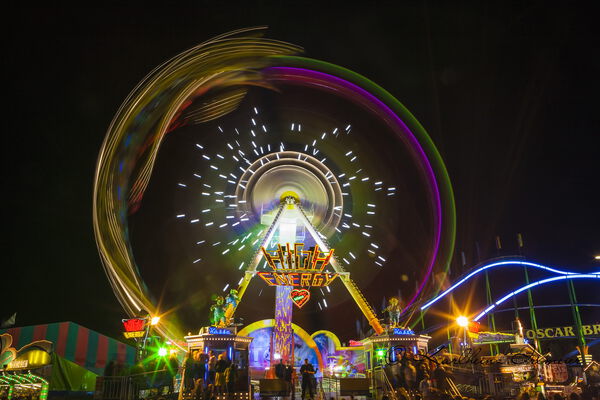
[95,369,174,400]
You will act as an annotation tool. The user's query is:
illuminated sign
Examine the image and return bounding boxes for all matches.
[208,327,232,335]
[259,244,339,287]
[259,243,339,308]
[525,324,600,339]
[471,331,515,344]
[7,359,28,369]
[258,271,338,287]
[392,328,415,335]
[122,318,146,332]
[123,331,146,339]
[262,244,334,271]
[290,289,310,308]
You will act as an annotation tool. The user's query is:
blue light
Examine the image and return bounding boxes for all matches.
[393,328,414,335]
[473,273,600,321]
[208,327,231,335]
[420,260,598,311]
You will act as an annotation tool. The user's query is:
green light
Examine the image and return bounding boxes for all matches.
[376,348,386,358]
[158,347,168,357]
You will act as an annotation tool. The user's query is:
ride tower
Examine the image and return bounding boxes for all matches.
[224,189,387,376]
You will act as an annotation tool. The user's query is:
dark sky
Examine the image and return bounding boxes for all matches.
[4,4,599,341]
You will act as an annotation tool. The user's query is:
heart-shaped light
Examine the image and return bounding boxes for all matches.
[289,289,310,308]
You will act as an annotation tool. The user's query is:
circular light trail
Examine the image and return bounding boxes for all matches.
[93,28,456,342]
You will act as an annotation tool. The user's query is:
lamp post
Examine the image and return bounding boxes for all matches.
[457,316,469,355]
[138,315,161,361]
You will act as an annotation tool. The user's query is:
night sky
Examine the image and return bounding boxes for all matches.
[4,4,598,343]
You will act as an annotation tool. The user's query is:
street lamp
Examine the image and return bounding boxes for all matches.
[456,316,469,355]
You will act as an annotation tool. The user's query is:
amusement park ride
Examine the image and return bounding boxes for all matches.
[92,28,599,399]
[91,27,453,398]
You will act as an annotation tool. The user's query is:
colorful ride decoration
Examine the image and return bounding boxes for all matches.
[383,297,401,328]
[238,320,365,378]
[209,295,227,327]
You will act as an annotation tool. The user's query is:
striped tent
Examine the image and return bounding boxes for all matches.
[1,321,136,375]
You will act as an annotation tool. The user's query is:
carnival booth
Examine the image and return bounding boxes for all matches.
[1,322,136,399]
[183,326,252,400]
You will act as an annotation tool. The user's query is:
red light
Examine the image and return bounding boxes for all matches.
[123,318,145,332]
[468,321,480,333]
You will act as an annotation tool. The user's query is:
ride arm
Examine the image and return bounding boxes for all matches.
[225,203,286,321]
[296,204,384,335]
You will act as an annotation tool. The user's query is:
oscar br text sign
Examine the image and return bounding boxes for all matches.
[525,324,600,339]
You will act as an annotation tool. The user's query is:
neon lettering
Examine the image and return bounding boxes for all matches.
[312,273,324,286]
[301,273,311,287]
[288,273,300,286]
[258,272,276,286]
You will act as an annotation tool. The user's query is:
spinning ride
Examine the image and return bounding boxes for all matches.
[93,28,455,348]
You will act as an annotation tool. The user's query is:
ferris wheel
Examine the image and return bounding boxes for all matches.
[93,27,456,345]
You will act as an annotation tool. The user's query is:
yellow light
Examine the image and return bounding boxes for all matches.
[456,316,469,327]
[151,316,160,325]
[595,255,600,260]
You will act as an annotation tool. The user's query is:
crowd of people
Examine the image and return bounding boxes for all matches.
[384,348,454,399]
[183,350,239,400]
[383,349,600,400]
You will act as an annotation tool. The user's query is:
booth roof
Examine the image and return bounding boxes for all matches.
[1,321,135,375]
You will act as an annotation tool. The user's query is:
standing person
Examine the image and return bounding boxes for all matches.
[432,365,448,393]
[190,351,205,400]
[276,359,286,380]
[208,351,217,385]
[418,373,433,400]
[215,353,230,395]
[196,353,208,397]
[225,362,238,394]
[284,363,294,398]
[300,359,315,400]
